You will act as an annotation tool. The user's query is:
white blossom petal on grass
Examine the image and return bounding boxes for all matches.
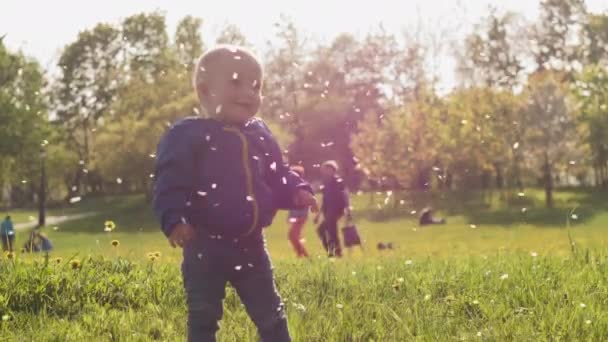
[500,273,509,280]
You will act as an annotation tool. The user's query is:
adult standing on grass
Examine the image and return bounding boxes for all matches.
[1,215,15,252]
[314,161,351,257]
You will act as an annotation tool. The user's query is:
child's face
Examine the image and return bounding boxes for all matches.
[200,51,262,124]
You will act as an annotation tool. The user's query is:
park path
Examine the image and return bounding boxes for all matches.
[14,212,98,231]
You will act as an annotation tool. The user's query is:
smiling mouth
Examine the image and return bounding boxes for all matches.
[234,102,251,109]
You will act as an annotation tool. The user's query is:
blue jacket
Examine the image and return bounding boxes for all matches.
[321,176,349,219]
[0,219,14,236]
[153,116,312,238]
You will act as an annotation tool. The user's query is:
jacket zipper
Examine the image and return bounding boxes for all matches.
[224,127,258,236]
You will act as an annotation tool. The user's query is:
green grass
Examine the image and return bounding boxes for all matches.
[2,252,607,340]
[1,189,608,340]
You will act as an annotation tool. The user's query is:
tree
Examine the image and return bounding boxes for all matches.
[53,23,122,195]
[572,64,608,187]
[457,9,525,89]
[175,16,204,69]
[0,37,50,206]
[215,24,250,47]
[352,91,441,191]
[583,13,608,65]
[122,12,170,78]
[523,72,579,207]
[528,0,587,73]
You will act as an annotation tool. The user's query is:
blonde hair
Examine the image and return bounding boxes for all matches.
[192,45,261,104]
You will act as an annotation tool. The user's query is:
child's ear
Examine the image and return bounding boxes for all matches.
[197,83,209,99]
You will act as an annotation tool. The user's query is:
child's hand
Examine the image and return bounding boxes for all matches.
[294,189,319,213]
[168,223,196,248]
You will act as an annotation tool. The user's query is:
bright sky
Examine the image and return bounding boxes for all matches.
[2,0,607,88]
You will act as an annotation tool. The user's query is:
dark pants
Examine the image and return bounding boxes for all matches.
[182,234,290,342]
[1,234,14,252]
[317,215,342,257]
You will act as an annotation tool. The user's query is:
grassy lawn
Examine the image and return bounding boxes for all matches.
[1,189,607,340]
[7,189,607,262]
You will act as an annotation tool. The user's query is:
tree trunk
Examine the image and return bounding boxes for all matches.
[445,171,453,190]
[494,163,504,189]
[543,153,553,208]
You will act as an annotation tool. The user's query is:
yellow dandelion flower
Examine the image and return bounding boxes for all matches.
[111,240,120,247]
[153,251,161,258]
[53,257,63,264]
[104,220,116,232]
[70,259,81,269]
[148,255,157,262]
[5,251,15,259]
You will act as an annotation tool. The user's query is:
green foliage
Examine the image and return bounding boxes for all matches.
[572,64,608,186]
[0,37,50,206]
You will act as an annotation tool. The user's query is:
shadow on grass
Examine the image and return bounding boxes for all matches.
[358,188,608,227]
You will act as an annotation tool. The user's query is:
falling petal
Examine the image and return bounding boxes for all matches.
[234,265,242,271]
[69,196,82,204]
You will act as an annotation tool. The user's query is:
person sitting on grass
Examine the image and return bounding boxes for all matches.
[419,207,446,226]
[23,229,53,253]
[153,45,318,342]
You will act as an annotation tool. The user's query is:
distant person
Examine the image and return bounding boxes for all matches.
[287,166,310,258]
[23,230,53,253]
[419,207,446,226]
[153,45,318,342]
[314,160,351,257]
[1,215,15,252]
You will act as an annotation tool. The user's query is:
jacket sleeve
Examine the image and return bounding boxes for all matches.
[261,124,313,210]
[153,123,197,237]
